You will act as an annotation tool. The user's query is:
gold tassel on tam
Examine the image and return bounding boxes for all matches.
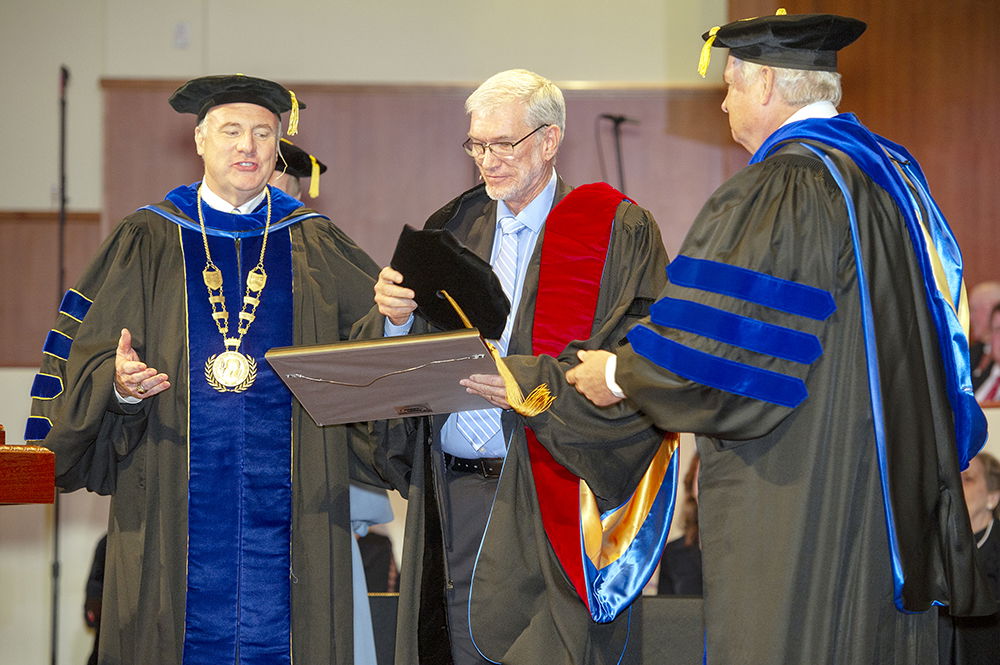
[439,289,554,417]
[287,90,300,135]
[698,26,720,78]
[308,155,320,198]
[698,8,788,78]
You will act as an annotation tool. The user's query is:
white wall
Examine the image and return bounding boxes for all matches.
[1,0,105,212]
[0,0,727,212]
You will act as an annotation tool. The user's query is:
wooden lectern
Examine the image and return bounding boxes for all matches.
[0,424,56,504]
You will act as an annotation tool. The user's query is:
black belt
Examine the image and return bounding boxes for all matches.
[443,453,504,478]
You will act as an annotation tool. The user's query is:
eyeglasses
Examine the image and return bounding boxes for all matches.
[462,124,549,160]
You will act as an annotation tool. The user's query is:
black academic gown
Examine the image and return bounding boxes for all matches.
[589,142,993,664]
[353,178,669,665]
[28,192,380,665]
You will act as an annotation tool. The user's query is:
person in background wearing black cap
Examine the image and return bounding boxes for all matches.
[563,10,995,664]
[25,74,381,665]
[270,137,327,200]
[356,68,670,665]
[267,135,393,665]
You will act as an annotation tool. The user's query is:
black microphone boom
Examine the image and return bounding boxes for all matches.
[53,63,70,665]
[599,113,639,125]
[598,113,638,193]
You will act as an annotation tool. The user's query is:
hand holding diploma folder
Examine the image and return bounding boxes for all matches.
[267,226,553,426]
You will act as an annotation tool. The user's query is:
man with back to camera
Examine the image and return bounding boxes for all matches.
[354,68,672,664]
[542,11,996,664]
[25,74,381,665]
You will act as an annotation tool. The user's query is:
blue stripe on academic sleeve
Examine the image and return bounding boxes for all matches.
[30,373,64,400]
[43,329,73,361]
[650,297,822,364]
[58,289,93,323]
[667,255,836,321]
[23,416,52,442]
[627,324,808,408]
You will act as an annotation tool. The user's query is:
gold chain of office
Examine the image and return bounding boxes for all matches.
[196,188,272,393]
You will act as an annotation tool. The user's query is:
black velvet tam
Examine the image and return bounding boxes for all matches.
[168,74,305,120]
[276,139,327,179]
[390,225,510,339]
[706,13,866,71]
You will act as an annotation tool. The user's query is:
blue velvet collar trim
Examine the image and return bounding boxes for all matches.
[139,183,324,238]
[179,220,294,665]
[753,114,985,468]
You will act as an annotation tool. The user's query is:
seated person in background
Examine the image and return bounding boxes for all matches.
[657,453,702,595]
[969,283,1000,391]
[940,451,1000,664]
[975,303,1000,403]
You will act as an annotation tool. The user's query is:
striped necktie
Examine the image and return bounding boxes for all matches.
[454,216,524,451]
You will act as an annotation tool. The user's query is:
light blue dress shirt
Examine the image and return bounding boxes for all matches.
[387,170,558,458]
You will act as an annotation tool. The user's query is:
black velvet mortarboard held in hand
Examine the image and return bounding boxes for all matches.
[390,225,510,340]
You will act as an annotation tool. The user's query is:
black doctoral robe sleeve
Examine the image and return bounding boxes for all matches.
[30,217,167,494]
[614,153,848,442]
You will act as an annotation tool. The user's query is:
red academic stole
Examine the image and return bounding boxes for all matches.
[525,183,678,622]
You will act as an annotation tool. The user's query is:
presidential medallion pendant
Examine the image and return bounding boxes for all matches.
[205,351,257,393]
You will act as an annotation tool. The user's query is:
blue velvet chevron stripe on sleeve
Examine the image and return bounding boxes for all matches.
[667,256,836,321]
[57,289,93,322]
[628,259,834,408]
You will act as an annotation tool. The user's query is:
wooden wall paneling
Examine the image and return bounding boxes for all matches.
[728,0,1000,286]
[103,80,205,235]
[102,81,739,266]
[555,87,743,255]
[824,0,1000,288]
[0,212,102,366]
[289,85,477,266]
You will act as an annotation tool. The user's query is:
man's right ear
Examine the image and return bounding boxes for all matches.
[194,127,204,156]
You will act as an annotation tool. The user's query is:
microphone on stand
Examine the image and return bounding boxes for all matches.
[598,113,639,193]
[52,63,70,665]
[599,113,640,125]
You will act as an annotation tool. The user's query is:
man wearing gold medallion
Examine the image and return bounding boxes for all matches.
[25,74,380,665]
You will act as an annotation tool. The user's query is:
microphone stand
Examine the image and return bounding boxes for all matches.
[51,64,70,665]
[606,115,627,195]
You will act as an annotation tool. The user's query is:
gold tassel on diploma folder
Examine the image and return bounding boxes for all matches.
[439,290,554,417]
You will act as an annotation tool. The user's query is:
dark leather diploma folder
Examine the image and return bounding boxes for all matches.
[266,329,496,426]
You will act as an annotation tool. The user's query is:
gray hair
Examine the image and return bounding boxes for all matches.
[465,69,566,134]
[732,58,843,107]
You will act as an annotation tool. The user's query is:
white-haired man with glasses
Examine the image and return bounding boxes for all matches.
[358,68,670,665]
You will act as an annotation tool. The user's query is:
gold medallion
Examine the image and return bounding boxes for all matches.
[205,351,257,392]
[196,187,271,395]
